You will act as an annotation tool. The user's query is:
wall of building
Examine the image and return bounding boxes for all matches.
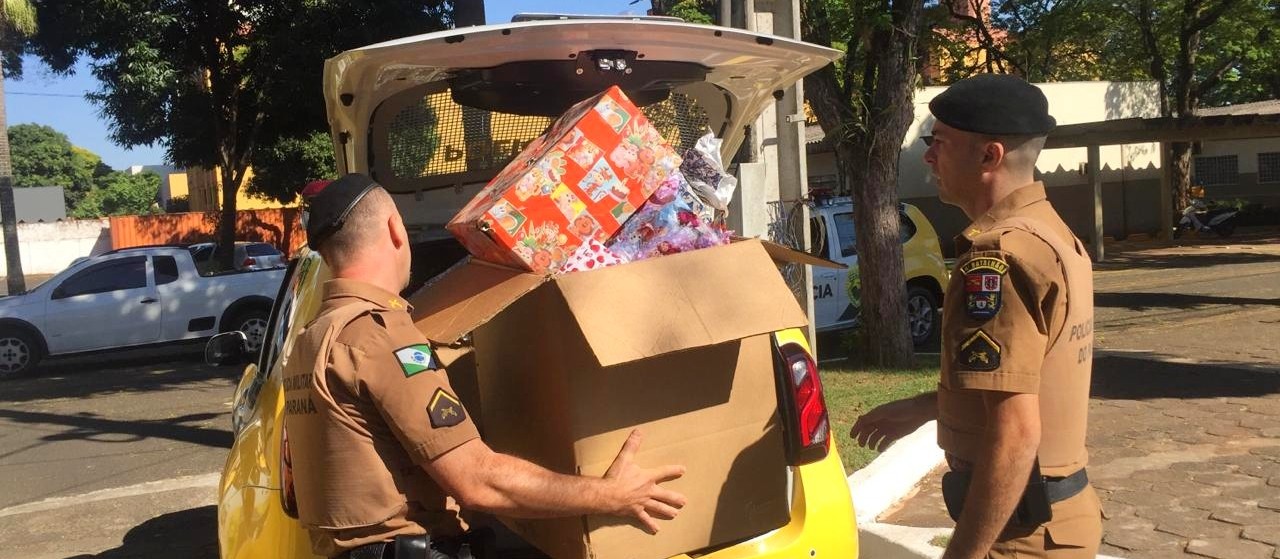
[807,81,1170,252]
[1195,136,1280,207]
[0,219,112,277]
[176,166,301,212]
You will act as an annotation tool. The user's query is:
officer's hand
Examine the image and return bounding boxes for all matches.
[850,396,934,452]
[603,429,687,534]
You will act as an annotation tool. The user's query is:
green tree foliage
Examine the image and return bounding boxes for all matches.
[7,123,108,210]
[247,131,336,204]
[27,0,456,266]
[653,0,718,24]
[71,171,159,218]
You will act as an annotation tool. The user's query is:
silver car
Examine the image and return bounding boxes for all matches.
[189,242,288,274]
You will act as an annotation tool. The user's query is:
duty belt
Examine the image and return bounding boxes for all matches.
[338,533,483,559]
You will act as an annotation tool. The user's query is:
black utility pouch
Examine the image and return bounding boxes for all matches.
[393,535,431,559]
[939,460,1054,527]
[1011,464,1053,527]
[941,469,970,522]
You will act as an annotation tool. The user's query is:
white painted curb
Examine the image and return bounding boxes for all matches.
[848,420,945,524]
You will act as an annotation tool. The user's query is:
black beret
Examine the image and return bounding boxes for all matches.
[302,173,379,250]
[929,74,1056,136]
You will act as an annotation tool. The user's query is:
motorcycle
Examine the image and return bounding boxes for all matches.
[1173,198,1239,238]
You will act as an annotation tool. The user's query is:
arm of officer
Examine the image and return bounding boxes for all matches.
[941,392,1040,559]
[348,328,686,534]
[849,391,938,452]
[942,234,1057,559]
[429,429,687,534]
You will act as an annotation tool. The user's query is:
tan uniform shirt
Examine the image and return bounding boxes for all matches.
[937,183,1099,548]
[282,279,481,558]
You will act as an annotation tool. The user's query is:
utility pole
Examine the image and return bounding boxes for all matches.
[725,0,817,347]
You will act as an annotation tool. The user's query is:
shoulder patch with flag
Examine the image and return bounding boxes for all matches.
[394,344,440,377]
[960,255,1008,320]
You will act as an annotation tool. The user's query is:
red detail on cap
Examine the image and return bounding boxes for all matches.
[302,180,333,198]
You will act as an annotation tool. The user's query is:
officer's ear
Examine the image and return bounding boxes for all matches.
[388,211,409,250]
[980,139,1007,172]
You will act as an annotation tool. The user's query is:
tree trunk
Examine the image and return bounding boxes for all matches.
[0,59,26,294]
[218,165,239,271]
[847,0,923,368]
[1170,141,1193,210]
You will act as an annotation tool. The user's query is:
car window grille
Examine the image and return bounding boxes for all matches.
[383,89,712,181]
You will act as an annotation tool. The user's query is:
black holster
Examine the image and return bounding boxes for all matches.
[941,460,1060,528]
[341,529,494,559]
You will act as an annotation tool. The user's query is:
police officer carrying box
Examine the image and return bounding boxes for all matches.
[849,74,1101,558]
[284,174,687,559]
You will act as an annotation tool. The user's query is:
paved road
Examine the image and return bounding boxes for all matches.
[0,344,238,558]
[882,233,1280,559]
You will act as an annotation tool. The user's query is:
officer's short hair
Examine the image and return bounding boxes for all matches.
[319,188,395,270]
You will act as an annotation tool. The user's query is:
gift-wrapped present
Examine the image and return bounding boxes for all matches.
[447,86,682,274]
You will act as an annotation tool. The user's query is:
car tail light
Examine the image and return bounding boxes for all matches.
[776,341,830,465]
[243,257,256,268]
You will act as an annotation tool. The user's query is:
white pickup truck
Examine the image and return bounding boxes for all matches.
[0,245,286,378]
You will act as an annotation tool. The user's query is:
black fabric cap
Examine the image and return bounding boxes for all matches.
[303,173,379,250]
[928,74,1056,136]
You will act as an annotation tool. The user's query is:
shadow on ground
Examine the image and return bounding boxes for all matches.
[63,505,218,559]
[1,344,243,405]
[1095,291,1280,311]
[1093,354,1280,400]
[0,408,232,450]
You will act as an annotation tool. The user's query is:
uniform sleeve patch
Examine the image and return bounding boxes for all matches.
[394,344,440,377]
[960,255,1008,320]
[428,388,466,428]
[958,330,1002,371]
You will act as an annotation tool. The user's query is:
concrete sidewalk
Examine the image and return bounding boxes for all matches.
[880,354,1280,559]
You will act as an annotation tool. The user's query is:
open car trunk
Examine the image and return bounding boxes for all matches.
[325,15,841,559]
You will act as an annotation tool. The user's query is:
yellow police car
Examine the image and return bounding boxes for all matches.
[809,197,949,346]
[212,15,860,559]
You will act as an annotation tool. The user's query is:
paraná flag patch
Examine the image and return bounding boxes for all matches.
[394,344,439,377]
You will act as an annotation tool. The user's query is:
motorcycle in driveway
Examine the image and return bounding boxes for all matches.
[1174,200,1239,238]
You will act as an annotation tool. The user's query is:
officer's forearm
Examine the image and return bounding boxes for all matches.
[459,449,618,518]
[942,392,1040,559]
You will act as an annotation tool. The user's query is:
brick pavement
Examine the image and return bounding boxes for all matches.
[880,355,1280,558]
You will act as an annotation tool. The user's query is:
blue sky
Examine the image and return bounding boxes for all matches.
[4,0,644,170]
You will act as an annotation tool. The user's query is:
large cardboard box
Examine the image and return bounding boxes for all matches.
[447,86,682,274]
[409,239,839,559]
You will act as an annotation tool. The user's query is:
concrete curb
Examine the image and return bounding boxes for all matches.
[847,421,944,525]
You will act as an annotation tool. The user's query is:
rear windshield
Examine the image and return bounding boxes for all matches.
[246,244,280,257]
[371,85,717,191]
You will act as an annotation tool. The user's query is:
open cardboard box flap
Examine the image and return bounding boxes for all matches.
[410,239,825,363]
[752,237,847,269]
[409,258,547,345]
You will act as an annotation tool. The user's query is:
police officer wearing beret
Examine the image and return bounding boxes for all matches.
[284,174,687,559]
[849,75,1100,559]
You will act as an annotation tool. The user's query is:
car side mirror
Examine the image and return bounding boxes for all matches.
[206,331,251,366]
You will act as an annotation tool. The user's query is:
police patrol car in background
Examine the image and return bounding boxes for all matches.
[807,194,949,346]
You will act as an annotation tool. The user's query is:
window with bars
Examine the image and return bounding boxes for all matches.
[380,89,712,183]
[1192,155,1239,186]
[1258,152,1280,184]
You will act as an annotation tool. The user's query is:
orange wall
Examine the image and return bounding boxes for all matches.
[109,208,306,256]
